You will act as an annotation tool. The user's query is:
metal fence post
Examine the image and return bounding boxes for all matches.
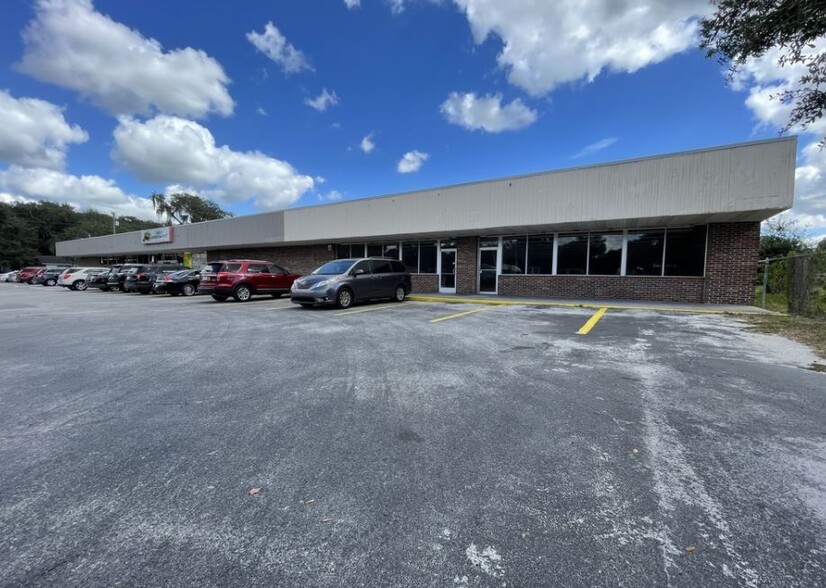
[761,258,769,309]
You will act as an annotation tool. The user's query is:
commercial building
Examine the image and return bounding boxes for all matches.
[57,137,796,305]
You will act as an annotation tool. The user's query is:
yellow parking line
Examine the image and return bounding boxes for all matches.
[430,307,491,323]
[577,307,607,335]
[335,304,401,316]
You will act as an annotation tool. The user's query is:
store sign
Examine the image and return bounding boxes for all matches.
[142,226,173,245]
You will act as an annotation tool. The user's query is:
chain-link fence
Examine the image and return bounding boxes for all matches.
[757,252,826,316]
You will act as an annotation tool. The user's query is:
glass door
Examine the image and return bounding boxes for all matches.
[479,248,498,294]
[439,249,457,293]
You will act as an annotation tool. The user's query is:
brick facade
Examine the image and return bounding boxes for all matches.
[207,245,335,276]
[456,237,478,295]
[497,275,706,302]
[703,222,760,304]
[411,274,438,293]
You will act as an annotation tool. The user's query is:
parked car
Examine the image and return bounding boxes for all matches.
[106,264,143,291]
[0,270,19,282]
[88,267,119,291]
[33,268,66,286]
[163,269,201,296]
[58,267,109,291]
[133,265,186,294]
[17,266,45,284]
[199,260,300,302]
[290,257,412,309]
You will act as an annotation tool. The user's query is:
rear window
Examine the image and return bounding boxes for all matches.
[220,263,242,272]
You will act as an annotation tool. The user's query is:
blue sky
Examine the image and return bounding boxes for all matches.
[0,0,823,239]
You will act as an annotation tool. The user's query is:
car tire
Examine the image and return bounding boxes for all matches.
[336,288,353,309]
[182,283,196,296]
[212,294,228,302]
[233,284,252,302]
[271,293,282,298]
[75,280,87,291]
[45,279,56,287]
[393,286,406,302]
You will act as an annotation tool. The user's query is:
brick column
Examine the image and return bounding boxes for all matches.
[704,222,760,305]
[456,237,478,294]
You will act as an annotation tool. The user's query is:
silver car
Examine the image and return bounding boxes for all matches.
[291,258,412,309]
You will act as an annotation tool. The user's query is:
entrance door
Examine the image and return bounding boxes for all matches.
[439,249,457,294]
[479,248,498,294]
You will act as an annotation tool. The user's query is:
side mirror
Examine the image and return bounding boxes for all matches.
[353,268,365,276]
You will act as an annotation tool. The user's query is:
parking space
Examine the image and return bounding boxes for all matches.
[1,284,825,587]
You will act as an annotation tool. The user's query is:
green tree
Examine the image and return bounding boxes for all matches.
[760,216,811,258]
[700,0,826,145]
[150,193,233,224]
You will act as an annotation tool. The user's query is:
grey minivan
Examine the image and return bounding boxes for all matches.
[290,258,412,309]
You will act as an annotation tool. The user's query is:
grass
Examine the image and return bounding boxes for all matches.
[746,313,826,371]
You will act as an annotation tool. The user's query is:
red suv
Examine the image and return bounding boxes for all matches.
[199,260,301,302]
[17,266,45,284]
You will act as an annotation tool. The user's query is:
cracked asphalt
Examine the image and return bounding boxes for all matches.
[1,284,825,587]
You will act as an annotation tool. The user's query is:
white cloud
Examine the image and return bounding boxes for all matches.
[440,92,537,132]
[256,107,268,117]
[247,22,313,74]
[0,91,88,170]
[344,0,360,8]
[112,115,314,210]
[727,39,826,235]
[305,89,339,112]
[0,165,156,219]
[398,150,429,173]
[360,133,376,153]
[318,190,344,202]
[452,0,710,96]
[389,0,406,13]
[18,0,233,118]
[572,137,618,159]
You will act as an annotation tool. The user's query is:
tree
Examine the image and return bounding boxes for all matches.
[818,236,826,251]
[700,1,826,145]
[150,193,233,224]
[760,216,811,258]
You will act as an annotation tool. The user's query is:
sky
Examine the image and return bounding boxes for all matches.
[0,0,823,240]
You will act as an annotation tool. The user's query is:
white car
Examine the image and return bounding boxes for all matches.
[0,271,18,282]
[57,267,108,291]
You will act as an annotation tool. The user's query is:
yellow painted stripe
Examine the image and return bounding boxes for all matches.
[577,307,608,335]
[335,304,402,316]
[407,294,760,315]
[430,307,490,323]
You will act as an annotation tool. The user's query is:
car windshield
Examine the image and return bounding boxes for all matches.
[312,260,355,275]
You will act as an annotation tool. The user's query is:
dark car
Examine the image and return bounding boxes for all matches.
[290,258,412,309]
[106,264,143,291]
[163,270,201,296]
[33,268,65,287]
[136,265,187,294]
[89,266,120,291]
[199,260,300,302]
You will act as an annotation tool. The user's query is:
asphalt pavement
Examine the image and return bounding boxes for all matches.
[0,284,824,587]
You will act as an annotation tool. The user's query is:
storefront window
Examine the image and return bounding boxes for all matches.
[501,237,526,274]
[588,233,623,275]
[626,231,664,275]
[402,242,419,273]
[557,234,588,274]
[420,241,437,273]
[479,237,499,248]
[665,226,707,276]
[383,243,399,259]
[527,235,553,274]
[367,244,383,257]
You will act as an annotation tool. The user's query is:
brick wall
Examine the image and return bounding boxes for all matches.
[498,275,705,302]
[456,237,478,294]
[207,245,335,276]
[704,222,759,304]
[412,274,438,293]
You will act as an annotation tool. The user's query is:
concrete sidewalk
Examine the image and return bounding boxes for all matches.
[407,293,774,315]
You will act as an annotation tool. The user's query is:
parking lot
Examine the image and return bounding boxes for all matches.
[1,284,825,587]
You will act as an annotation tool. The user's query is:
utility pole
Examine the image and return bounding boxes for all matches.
[112,212,118,234]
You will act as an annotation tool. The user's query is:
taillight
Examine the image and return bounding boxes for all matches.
[63,274,72,279]
[164,276,172,282]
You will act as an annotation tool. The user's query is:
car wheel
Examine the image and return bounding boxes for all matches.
[393,286,406,302]
[75,280,87,291]
[271,293,282,298]
[233,284,252,302]
[336,288,353,309]
[182,283,196,296]
[45,279,56,287]
[212,294,228,302]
